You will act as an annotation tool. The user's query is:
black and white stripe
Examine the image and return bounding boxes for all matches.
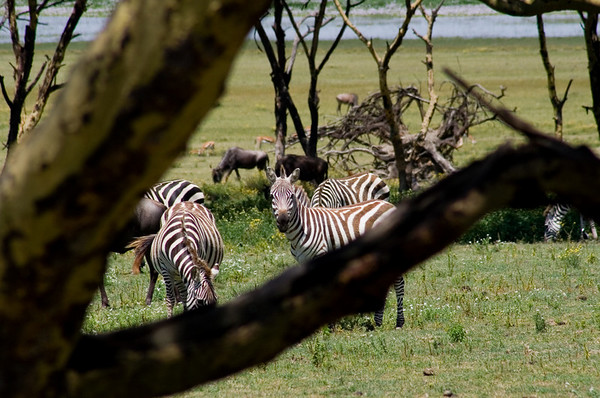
[145,179,204,207]
[544,203,597,242]
[310,172,403,328]
[132,202,223,317]
[267,167,401,327]
[311,172,390,208]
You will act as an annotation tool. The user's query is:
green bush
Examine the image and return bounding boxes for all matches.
[460,207,591,243]
[459,208,546,243]
[202,176,271,220]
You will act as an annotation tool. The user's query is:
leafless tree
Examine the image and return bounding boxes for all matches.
[536,14,572,140]
[1,0,88,161]
[255,0,361,159]
[476,0,599,138]
[324,2,502,189]
[333,0,423,191]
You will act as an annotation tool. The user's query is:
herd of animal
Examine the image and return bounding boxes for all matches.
[106,164,405,328]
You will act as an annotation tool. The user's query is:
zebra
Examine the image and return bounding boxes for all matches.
[130,202,223,317]
[266,167,403,328]
[144,179,204,207]
[128,179,205,276]
[310,172,404,329]
[544,203,597,242]
[311,172,390,208]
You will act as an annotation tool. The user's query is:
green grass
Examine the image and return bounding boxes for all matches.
[90,234,600,397]
[2,29,600,397]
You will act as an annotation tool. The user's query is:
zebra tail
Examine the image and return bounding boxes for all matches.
[128,234,156,275]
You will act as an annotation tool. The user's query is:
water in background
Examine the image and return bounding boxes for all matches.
[0,9,583,44]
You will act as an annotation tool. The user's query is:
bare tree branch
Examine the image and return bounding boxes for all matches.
[477,0,600,16]
[19,0,88,139]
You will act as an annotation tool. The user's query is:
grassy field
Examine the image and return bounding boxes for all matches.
[2,32,600,396]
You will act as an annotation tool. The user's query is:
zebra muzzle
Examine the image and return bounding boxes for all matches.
[276,212,289,232]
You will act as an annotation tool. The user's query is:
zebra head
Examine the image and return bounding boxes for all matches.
[266,167,301,233]
[186,263,218,310]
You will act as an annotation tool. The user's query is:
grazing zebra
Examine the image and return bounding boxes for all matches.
[544,203,597,242]
[131,202,223,316]
[266,167,402,327]
[144,179,204,207]
[310,172,404,329]
[311,172,390,207]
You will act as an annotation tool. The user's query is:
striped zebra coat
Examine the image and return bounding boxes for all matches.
[267,167,395,262]
[128,179,204,276]
[544,203,597,242]
[311,172,390,208]
[131,202,223,317]
[267,167,398,327]
[145,179,205,206]
[310,172,404,328]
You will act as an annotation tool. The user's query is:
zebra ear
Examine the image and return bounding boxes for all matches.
[278,164,287,178]
[289,168,301,184]
[265,168,277,184]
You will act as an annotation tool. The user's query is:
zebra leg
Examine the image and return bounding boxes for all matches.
[99,280,109,308]
[394,276,405,329]
[373,276,405,328]
[580,214,589,240]
[145,265,159,306]
[374,305,384,327]
[165,284,176,318]
[374,291,387,327]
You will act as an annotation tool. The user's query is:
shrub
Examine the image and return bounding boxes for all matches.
[447,323,466,343]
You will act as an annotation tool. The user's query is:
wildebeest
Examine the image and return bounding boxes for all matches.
[212,146,269,183]
[101,198,167,307]
[274,154,328,185]
[336,93,358,114]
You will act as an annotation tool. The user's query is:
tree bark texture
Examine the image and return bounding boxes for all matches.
[0,0,270,397]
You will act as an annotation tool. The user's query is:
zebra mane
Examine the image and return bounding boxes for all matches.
[293,184,310,208]
[180,215,212,277]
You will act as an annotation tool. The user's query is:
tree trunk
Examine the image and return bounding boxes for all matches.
[0,0,270,396]
[582,12,600,138]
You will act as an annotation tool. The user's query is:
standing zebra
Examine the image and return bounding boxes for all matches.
[266,167,402,328]
[310,172,404,329]
[544,203,597,242]
[144,179,204,207]
[311,172,390,207]
[129,179,205,275]
[130,202,223,316]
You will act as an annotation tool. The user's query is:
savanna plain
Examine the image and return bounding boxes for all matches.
[1,31,600,397]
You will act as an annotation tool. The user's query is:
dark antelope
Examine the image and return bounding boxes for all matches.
[212,146,269,183]
[275,154,328,185]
